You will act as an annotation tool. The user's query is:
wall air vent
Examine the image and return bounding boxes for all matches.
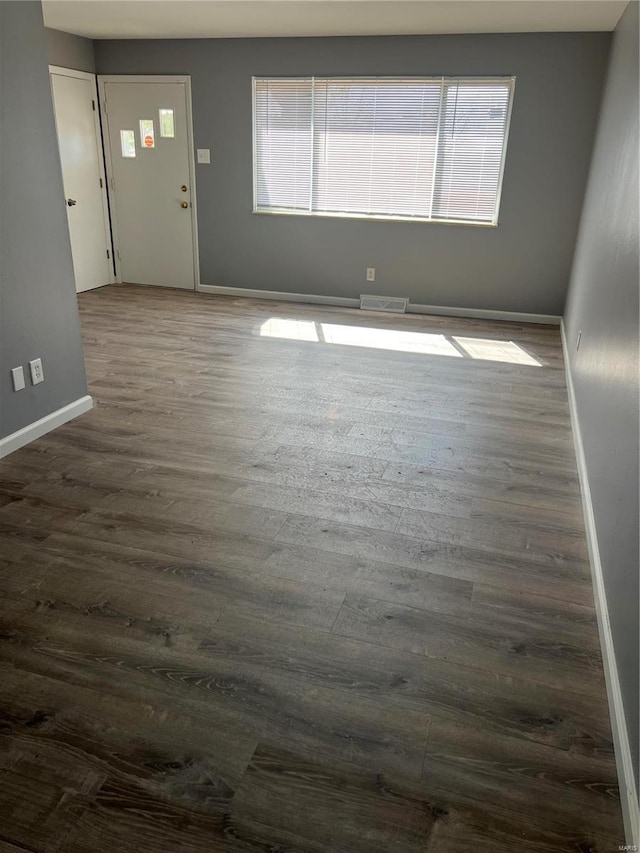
[359,295,408,314]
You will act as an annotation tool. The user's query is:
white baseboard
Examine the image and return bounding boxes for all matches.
[407,302,561,325]
[198,284,561,325]
[0,395,93,459]
[561,320,639,846]
[197,284,360,308]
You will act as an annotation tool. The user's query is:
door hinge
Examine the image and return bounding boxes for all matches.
[106,249,110,259]
[103,100,107,115]
[92,99,96,111]
[99,178,103,188]
[117,250,121,260]
[110,178,115,190]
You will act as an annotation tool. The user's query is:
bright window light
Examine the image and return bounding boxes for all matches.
[159,108,175,138]
[320,324,462,357]
[260,318,319,341]
[452,336,541,366]
[253,76,515,225]
[258,318,542,366]
[120,129,136,158]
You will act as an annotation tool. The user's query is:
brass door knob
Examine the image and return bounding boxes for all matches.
[181,185,188,192]
[180,201,189,209]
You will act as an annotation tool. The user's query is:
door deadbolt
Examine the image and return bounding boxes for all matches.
[181,185,188,192]
[66,198,77,207]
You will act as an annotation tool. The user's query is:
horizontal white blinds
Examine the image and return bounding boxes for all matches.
[312,79,442,218]
[253,76,514,224]
[254,78,313,211]
[433,81,513,222]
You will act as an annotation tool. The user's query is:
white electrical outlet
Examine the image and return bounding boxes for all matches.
[11,366,25,391]
[29,358,44,385]
[366,268,375,282]
[197,148,211,164]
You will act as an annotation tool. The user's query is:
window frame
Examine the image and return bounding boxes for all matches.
[251,75,516,227]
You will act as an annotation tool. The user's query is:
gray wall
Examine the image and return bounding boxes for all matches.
[96,32,610,314]
[0,2,88,439]
[46,27,95,73]
[564,2,639,797]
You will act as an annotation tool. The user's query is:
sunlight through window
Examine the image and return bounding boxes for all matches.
[452,336,541,366]
[259,318,542,366]
[260,318,319,341]
[320,324,462,357]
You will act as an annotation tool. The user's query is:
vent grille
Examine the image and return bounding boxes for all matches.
[360,294,408,314]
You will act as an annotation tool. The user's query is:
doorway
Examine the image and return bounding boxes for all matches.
[99,75,198,290]
[50,66,114,294]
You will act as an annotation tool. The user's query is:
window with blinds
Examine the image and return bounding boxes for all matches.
[253,76,515,225]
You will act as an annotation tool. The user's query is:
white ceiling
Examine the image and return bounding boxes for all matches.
[42,0,628,40]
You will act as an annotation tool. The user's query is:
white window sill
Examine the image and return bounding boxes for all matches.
[251,208,499,228]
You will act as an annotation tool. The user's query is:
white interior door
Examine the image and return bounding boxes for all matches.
[50,67,114,294]
[100,77,197,290]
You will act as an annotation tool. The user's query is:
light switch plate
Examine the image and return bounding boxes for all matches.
[11,366,25,391]
[197,148,211,164]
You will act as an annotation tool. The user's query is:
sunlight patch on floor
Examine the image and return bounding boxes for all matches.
[260,318,320,342]
[452,336,541,366]
[259,318,541,366]
[320,323,462,357]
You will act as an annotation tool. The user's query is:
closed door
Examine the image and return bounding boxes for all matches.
[100,77,197,289]
[50,68,113,294]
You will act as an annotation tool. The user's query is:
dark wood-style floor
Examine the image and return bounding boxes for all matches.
[0,284,624,852]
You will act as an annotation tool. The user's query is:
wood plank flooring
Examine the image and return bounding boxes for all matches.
[0,284,624,851]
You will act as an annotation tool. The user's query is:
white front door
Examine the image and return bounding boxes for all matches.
[50,67,113,294]
[100,76,197,290]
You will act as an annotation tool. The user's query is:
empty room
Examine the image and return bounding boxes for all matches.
[0,0,638,850]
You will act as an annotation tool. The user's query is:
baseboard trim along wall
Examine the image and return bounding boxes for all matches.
[198,284,561,325]
[407,302,561,325]
[561,320,640,847]
[198,284,360,308]
[0,395,94,459]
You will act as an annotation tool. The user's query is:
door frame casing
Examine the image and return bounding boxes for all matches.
[97,74,200,290]
[49,65,116,288]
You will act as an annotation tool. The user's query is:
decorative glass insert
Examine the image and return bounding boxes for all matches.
[159,109,175,138]
[120,129,136,158]
[139,119,155,149]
